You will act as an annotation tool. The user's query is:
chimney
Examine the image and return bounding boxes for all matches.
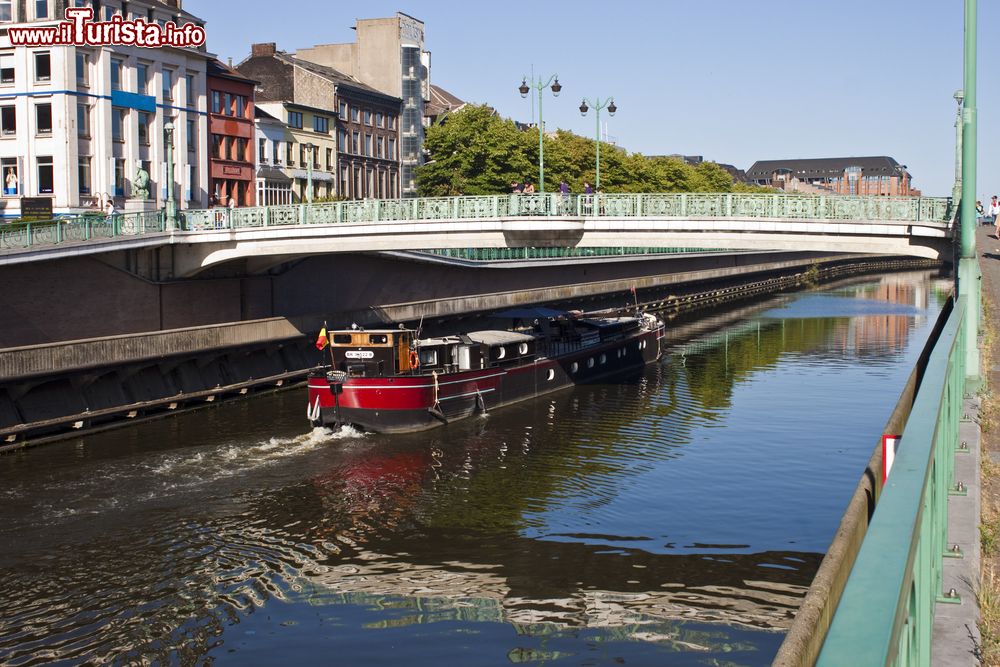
[251,43,277,58]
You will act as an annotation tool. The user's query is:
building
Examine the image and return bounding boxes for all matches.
[424,84,465,127]
[745,156,917,196]
[238,43,401,202]
[294,12,429,196]
[0,0,211,217]
[253,107,293,206]
[206,59,256,206]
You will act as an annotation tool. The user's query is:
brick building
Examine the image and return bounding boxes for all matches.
[745,156,918,196]
[237,43,401,201]
[206,59,256,206]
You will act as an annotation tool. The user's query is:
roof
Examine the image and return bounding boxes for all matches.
[274,52,399,101]
[207,58,258,85]
[255,106,280,121]
[746,156,909,181]
[426,84,466,118]
[466,331,536,346]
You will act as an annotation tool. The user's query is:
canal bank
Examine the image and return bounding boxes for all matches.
[0,254,939,452]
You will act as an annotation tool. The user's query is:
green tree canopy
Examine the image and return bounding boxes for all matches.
[418,104,765,196]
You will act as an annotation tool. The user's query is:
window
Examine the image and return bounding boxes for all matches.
[35,103,52,135]
[103,4,116,21]
[187,164,196,201]
[388,137,396,160]
[136,63,148,92]
[211,134,223,159]
[352,131,359,155]
[273,141,280,164]
[76,52,89,87]
[376,112,384,128]
[211,90,222,114]
[364,110,372,125]
[110,157,123,196]
[185,75,194,107]
[137,112,150,144]
[34,52,51,82]
[112,107,125,142]
[111,58,123,90]
[236,137,248,162]
[234,95,246,118]
[0,55,12,83]
[288,111,302,129]
[259,138,266,163]
[186,118,195,152]
[299,144,306,166]
[0,105,14,136]
[351,107,360,123]
[314,115,328,133]
[162,69,173,100]
[77,103,90,138]
[339,100,347,118]
[388,115,396,130]
[364,134,372,157]
[78,156,91,195]
[326,147,333,170]
[2,158,18,195]
[34,0,48,19]
[286,142,293,165]
[223,92,232,116]
[0,1,11,22]
[36,156,53,194]
[338,129,348,152]
[223,136,232,160]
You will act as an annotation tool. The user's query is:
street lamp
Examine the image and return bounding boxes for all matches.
[304,142,315,203]
[953,89,964,205]
[578,96,616,191]
[163,121,176,229]
[518,73,562,194]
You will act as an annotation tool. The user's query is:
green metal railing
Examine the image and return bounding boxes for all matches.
[816,296,966,666]
[420,246,714,261]
[0,192,952,254]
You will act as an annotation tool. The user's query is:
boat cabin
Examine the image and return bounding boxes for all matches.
[328,328,417,377]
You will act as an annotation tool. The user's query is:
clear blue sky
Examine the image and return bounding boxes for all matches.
[190,0,997,198]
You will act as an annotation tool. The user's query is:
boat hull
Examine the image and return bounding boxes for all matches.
[308,324,664,433]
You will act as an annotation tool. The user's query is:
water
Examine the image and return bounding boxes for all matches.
[0,271,948,666]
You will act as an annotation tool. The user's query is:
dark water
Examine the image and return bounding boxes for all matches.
[0,272,948,666]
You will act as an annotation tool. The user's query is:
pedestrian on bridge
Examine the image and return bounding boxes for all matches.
[990,195,1000,237]
[977,200,986,224]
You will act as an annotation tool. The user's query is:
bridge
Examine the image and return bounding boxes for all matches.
[0,192,954,278]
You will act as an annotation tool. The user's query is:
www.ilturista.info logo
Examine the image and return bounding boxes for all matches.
[9,7,206,48]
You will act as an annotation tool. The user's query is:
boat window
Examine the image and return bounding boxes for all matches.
[518,343,528,355]
[333,334,352,344]
[369,334,388,344]
[587,358,595,368]
[546,369,555,381]
[419,349,438,366]
[570,362,578,374]
[599,354,607,365]
[497,347,506,360]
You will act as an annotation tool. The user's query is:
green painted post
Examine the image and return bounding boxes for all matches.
[960,0,981,389]
[518,73,560,194]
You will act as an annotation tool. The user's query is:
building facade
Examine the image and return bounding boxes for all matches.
[294,12,429,196]
[745,156,917,196]
[207,59,255,206]
[0,0,211,217]
[253,107,293,206]
[238,43,400,202]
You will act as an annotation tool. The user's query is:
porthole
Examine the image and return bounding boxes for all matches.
[587,358,595,369]
[599,354,607,365]
[570,362,578,374]
[497,347,506,359]
[519,342,529,355]
[641,340,647,350]
[546,369,555,381]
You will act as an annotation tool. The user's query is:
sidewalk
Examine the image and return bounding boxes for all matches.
[932,223,998,664]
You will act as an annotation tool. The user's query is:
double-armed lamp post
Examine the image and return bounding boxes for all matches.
[304,143,316,203]
[163,121,176,229]
[578,96,617,191]
[518,73,561,194]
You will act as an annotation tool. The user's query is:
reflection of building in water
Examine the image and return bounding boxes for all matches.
[299,548,809,637]
[836,275,929,356]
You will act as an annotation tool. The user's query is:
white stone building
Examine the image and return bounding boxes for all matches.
[0,0,211,217]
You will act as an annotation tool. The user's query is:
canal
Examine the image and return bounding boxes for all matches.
[0,270,948,666]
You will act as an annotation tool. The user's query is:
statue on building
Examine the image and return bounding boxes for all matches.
[132,167,150,199]
[4,168,18,195]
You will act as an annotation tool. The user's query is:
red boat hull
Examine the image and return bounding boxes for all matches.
[307,325,664,433]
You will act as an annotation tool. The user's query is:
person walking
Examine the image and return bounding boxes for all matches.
[977,200,986,225]
[990,195,1000,237]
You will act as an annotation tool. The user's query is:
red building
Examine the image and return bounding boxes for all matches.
[207,60,257,206]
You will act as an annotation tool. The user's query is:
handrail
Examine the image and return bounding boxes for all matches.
[0,193,952,255]
[816,296,965,665]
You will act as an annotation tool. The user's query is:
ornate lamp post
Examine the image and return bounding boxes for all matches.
[518,74,562,194]
[953,89,964,206]
[304,142,315,203]
[578,96,617,191]
[163,121,176,229]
